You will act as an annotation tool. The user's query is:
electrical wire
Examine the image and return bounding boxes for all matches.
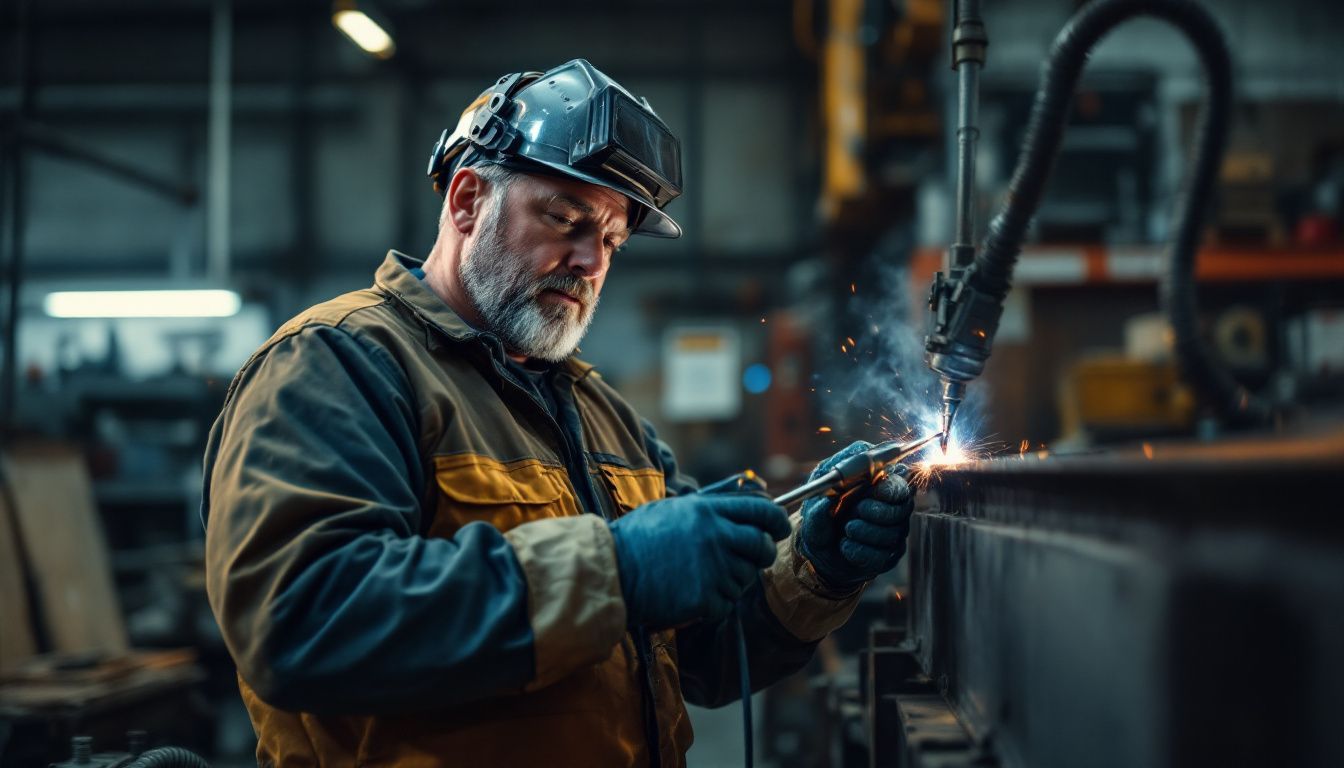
[734,605,753,768]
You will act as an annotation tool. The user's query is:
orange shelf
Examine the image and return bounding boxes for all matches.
[910,245,1344,288]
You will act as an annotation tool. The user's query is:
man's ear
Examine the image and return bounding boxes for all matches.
[446,167,488,235]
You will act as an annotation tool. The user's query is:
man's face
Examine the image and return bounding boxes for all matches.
[459,171,631,362]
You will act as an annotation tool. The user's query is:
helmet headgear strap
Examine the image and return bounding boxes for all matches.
[427,70,540,195]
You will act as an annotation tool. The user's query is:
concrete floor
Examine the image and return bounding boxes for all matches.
[685,694,772,768]
[211,694,774,766]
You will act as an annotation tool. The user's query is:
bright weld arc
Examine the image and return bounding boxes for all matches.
[845,407,984,489]
[886,405,1001,489]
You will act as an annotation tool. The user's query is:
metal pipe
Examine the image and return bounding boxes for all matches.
[2,0,34,440]
[19,123,197,204]
[951,54,980,264]
[1,141,24,440]
[774,473,845,509]
[207,0,232,283]
[933,0,988,448]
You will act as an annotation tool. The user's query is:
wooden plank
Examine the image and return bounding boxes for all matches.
[0,653,203,712]
[1,648,196,686]
[2,441,127,656]
[0,485,37,672]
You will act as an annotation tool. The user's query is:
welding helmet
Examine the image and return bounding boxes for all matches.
[426,59,683,238]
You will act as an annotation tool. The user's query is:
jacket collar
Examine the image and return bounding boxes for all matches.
[374,250,596,381]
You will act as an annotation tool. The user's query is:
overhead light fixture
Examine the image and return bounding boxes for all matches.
[43,289,242,318]
[332,1,396,60]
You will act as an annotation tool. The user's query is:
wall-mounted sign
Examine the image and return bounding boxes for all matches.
[662,326,741,422]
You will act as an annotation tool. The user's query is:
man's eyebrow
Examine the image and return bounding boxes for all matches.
[546,193,594,215]
[547,192,632,236]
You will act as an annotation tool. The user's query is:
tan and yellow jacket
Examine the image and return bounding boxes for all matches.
[202,251,864,767]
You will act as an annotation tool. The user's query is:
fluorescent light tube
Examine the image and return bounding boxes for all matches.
[333,8,396,59]
[44,290,242,318]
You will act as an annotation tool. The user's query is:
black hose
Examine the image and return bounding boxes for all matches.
[735,607,753,768]
[972,0,1273,425]
[125,747,210,768]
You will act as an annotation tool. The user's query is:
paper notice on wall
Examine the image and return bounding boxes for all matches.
[1288,309,1344,375]
[662,326,741,422]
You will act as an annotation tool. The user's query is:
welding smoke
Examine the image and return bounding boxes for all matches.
[816,235,986,446]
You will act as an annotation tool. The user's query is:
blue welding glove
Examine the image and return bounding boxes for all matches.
[609,487,790,630]
[798,441,915,592]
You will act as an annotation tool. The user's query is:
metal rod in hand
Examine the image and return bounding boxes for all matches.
[773,433,942,509]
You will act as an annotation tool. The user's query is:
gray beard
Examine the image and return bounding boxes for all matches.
[458,205,599,362]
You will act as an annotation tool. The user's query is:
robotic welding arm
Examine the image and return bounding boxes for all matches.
[925,0,990,451]
[925,0,1255,443]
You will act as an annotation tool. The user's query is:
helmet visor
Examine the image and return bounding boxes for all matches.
[571,87,682,210]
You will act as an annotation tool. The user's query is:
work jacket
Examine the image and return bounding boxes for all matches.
[202,251,866,767]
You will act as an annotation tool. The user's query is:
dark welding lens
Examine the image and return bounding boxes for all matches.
[573,88,682,208]
[609,95,681,193]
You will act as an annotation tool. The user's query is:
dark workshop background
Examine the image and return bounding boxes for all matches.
[1,0,1342,766]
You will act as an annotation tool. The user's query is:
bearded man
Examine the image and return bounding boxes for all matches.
[202,59,914,767]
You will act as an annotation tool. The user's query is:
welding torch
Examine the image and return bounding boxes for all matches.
[714,435,940,508]
[770,433,941,509]
[924,0,993,452]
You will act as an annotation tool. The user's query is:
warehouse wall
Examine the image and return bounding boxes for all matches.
[8,3,811,408]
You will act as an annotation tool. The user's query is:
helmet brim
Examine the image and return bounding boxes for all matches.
[505,156,682,239]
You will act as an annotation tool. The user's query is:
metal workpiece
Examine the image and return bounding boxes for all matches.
[934,429,1344,535]
[877,428,1344,768]
[865,625,998,768]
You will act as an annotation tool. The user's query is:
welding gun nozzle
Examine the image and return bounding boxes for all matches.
[937,378,965,453]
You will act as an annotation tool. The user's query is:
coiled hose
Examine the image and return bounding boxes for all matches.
[972,0,1274,426]
[124,747,210,768]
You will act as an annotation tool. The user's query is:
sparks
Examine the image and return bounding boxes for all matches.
[909,432,996,489]
[1142,442,1154,460]
[818,426,832,433]
[845,336,856,348]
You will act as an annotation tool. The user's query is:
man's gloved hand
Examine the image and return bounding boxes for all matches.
[609,488,791,630]
[798,441,915,592]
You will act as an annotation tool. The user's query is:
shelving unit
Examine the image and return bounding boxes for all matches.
[910,244,1344,289]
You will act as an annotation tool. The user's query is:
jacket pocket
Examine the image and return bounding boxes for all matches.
[431,454,579,536]
[594,463,667,516]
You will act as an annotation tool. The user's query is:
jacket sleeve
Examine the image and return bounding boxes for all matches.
[640,420,845,707]
[202,324,621,715]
